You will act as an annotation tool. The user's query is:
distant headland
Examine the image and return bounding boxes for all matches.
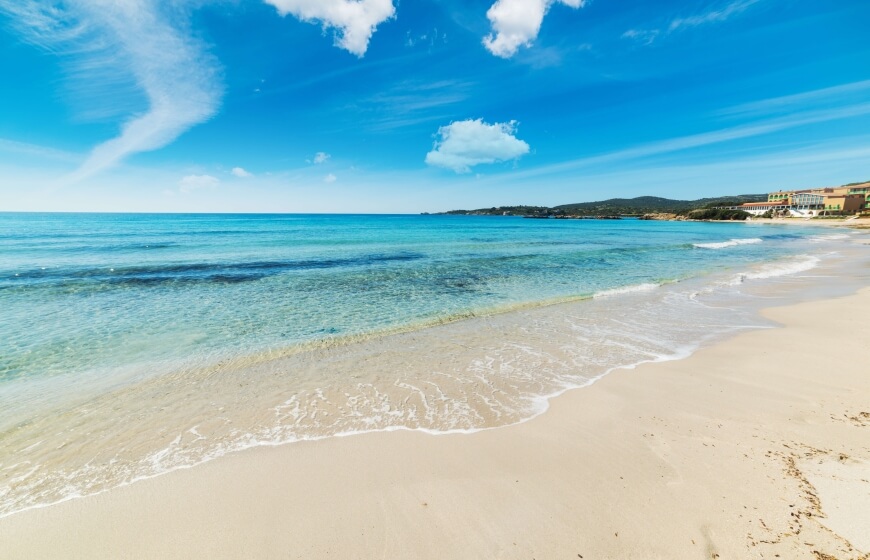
[436,180,870,221]
[436,194,767,220]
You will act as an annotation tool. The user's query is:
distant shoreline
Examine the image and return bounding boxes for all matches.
[430,212,870,229]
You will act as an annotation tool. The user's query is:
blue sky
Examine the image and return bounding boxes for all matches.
[1,0,868,213]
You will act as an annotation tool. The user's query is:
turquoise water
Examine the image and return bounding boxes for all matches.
[2,213,867,518]
[0,213,824,384]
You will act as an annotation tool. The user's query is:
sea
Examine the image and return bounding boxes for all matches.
[1,212,869,518]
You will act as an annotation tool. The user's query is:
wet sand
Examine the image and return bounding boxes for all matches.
[2,289,869,559]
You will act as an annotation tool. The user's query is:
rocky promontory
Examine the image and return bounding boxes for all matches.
[639,213,688,221]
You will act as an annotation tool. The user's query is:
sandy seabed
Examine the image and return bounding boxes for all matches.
[2,289,869,559]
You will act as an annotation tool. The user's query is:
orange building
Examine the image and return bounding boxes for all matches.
[742,182,869,216]
[845,181,870,211]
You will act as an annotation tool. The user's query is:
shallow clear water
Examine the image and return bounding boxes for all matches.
[1,213,868,518]
[0,213,831,383]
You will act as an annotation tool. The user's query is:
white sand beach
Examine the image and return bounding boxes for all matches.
[2,288,868,559]
[3,0,869,555]
[749,216,870,229]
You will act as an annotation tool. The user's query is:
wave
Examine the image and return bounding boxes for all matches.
[809,233,851,242]
[0,246,854,521]
[593,283,660,298]
[730,255,820,285]
[693,238,763,250]
[0,277,740,521]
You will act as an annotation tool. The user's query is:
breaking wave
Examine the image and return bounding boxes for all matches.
[694,238,763,249]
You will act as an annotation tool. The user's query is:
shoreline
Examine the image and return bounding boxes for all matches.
[644,216,870,227]
[5,237,867,520]
[2,288,869,558]
[746,216,870,228]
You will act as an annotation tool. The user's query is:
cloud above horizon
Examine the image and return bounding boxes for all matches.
[0,1,224,184]
[483,0,586,58]
[231,167,252,178]
[496,100,870,182]
[425,119,530,173]
[0,0,393,185]
[715,79,870,119]
[179,174,220,193]
[313,152,331,164]
[263,0,396,57]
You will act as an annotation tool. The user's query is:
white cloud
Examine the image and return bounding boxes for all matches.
[313,152,331,164]
[179,174,220,193]
[262,0,395,57]
[231,167,252,178]
[483,0,585,58]
[425,119,530,173]
[324,173,337,183]
[0,1,223,183]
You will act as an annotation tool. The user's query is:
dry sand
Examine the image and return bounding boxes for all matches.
[2,290,869,560]
[747,216,870,229]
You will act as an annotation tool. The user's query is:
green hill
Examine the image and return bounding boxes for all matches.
[442,194,767,217]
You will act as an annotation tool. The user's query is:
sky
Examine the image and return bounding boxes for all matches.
[0,0,868,213]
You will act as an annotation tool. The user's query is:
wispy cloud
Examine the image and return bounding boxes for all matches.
[346,79,471,132]
[179,174,220,193]
[717,80,870,118]
[313,152,331,164]
[0,137,80,163]
[231,167,252,178]
[621,29,660,46]
[254,51,426,100]
[405,27,448,50]
[0,1,223,183]
[622,0,761,45]
[669,0,761,32]
[513,43,593,69]
[502,102,870,180]
[533,141,870,202]
[0,0,403,185]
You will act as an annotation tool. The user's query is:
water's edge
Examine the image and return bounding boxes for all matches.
[0,220,870,518]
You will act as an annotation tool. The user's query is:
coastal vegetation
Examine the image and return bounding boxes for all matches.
[637,208,751,221]
[682,208,752,220]
[441,194,767,218]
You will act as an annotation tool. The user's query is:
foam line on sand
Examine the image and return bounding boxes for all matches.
[2,290,869,559]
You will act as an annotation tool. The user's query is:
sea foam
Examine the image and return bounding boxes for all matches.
[593,283,660,298]
[730,255,821,285]
[809,233,851,242]
[693,238,763,249]
[0,213,859,521]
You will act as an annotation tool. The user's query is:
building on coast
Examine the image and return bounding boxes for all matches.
[735,182,870,217]
[846,182,870,211]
